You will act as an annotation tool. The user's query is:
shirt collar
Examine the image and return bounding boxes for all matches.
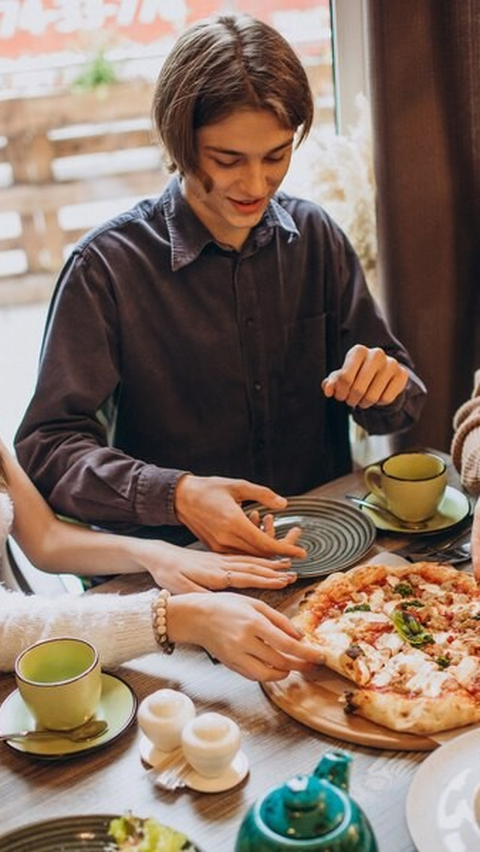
[162,176,299,271]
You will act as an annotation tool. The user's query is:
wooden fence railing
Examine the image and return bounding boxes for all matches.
[0,63,333,305]
[0,79,167,302]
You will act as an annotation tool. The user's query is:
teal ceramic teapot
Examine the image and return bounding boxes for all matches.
[235,750,378,852]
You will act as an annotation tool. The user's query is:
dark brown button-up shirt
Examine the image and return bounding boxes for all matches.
[15,177,426,542]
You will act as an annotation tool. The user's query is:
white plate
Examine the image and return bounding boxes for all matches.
[360,486,471,534]
[406,728,480,851]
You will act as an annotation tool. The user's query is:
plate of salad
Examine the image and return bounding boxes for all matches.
[0,813,201,851]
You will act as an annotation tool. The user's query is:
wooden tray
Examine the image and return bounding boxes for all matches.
[262,585,439,751]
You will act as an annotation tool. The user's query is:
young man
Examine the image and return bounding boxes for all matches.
[15,14,426,556]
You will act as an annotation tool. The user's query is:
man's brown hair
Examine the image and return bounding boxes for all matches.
[152,14,314,180]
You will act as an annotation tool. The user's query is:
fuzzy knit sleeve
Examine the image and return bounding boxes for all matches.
[0,585,159,672]
[451,369,480,496]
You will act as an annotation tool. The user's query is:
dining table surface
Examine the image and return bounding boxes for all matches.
[0,456,474,852]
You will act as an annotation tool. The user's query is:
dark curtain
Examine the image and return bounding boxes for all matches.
[366,0,480,452]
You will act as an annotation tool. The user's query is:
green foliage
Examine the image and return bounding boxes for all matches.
[72,51,118,91]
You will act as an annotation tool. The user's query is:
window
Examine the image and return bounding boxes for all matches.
[0,0,370,447]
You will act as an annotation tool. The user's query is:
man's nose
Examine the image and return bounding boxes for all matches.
[239,162,268,196]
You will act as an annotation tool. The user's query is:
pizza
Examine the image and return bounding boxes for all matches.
[292,562,480,735]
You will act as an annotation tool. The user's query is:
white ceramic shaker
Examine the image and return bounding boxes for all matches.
[138,688,196,754]
[181,711,241,778]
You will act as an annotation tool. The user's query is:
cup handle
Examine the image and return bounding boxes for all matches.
[365,464,385,501]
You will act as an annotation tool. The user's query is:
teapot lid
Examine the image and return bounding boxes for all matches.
[259,773,345,840]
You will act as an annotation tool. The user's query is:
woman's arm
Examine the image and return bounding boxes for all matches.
[0,581,321,680]
[0,585,158,671]
[4,439,299,592]
[4,435,159,577]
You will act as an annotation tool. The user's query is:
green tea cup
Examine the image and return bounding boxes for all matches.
[365,451,447,523]
[15,637,101,731]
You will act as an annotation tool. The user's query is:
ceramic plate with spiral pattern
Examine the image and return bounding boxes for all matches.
[247,496,376,578]
[0,815,201,851]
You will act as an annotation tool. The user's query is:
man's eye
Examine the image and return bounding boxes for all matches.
[213,159,239,168]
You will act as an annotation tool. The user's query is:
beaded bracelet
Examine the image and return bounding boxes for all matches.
[151,589,175,655]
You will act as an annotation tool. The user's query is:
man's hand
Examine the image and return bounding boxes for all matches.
[174,474,307,559]
[322,344,409,409]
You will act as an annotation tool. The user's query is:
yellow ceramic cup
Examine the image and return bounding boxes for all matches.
[364,451,447,523]
[15,637,102,731]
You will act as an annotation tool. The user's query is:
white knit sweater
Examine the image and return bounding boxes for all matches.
[451,369,480,497]
[0,494,158,671]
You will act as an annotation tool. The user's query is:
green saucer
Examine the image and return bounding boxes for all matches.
[0,672,137,758]
[361,486,471,534]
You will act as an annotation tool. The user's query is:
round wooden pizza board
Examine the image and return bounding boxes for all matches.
[262,585,439,751]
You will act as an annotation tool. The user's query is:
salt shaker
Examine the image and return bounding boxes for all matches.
[138,688,196,753]
[181,711,241,778]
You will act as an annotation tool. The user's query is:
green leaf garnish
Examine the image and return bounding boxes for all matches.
[345,603,371,612]
[392,610,433,646]
[399,599,424,609]
[395,582,414,598]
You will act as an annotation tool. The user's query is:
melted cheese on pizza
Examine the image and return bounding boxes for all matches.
[370,650,453,698]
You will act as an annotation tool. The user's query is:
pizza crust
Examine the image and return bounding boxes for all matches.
[344,684,480,734]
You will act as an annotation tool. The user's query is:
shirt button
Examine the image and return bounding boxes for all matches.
[253,382,262,392]
[257,440,265,450]
[245,317,254,327]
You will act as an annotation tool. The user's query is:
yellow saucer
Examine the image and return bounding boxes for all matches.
[361,486,471,534]
[0,672,137,758]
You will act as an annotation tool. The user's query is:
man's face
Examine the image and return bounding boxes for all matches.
[182,109,294,250]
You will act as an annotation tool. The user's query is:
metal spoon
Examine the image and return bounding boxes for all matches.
[345,495,428,531]
[0,718,108,742]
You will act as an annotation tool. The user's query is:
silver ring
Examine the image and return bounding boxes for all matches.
[226,571,232,588]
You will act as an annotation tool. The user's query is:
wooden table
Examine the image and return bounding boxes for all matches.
[0,464,472,851]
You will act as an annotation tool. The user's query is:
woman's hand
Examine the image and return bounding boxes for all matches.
[174,474,307,559]
[322,344,409,409]
[167,592,322,681]
[142,538,298,593]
